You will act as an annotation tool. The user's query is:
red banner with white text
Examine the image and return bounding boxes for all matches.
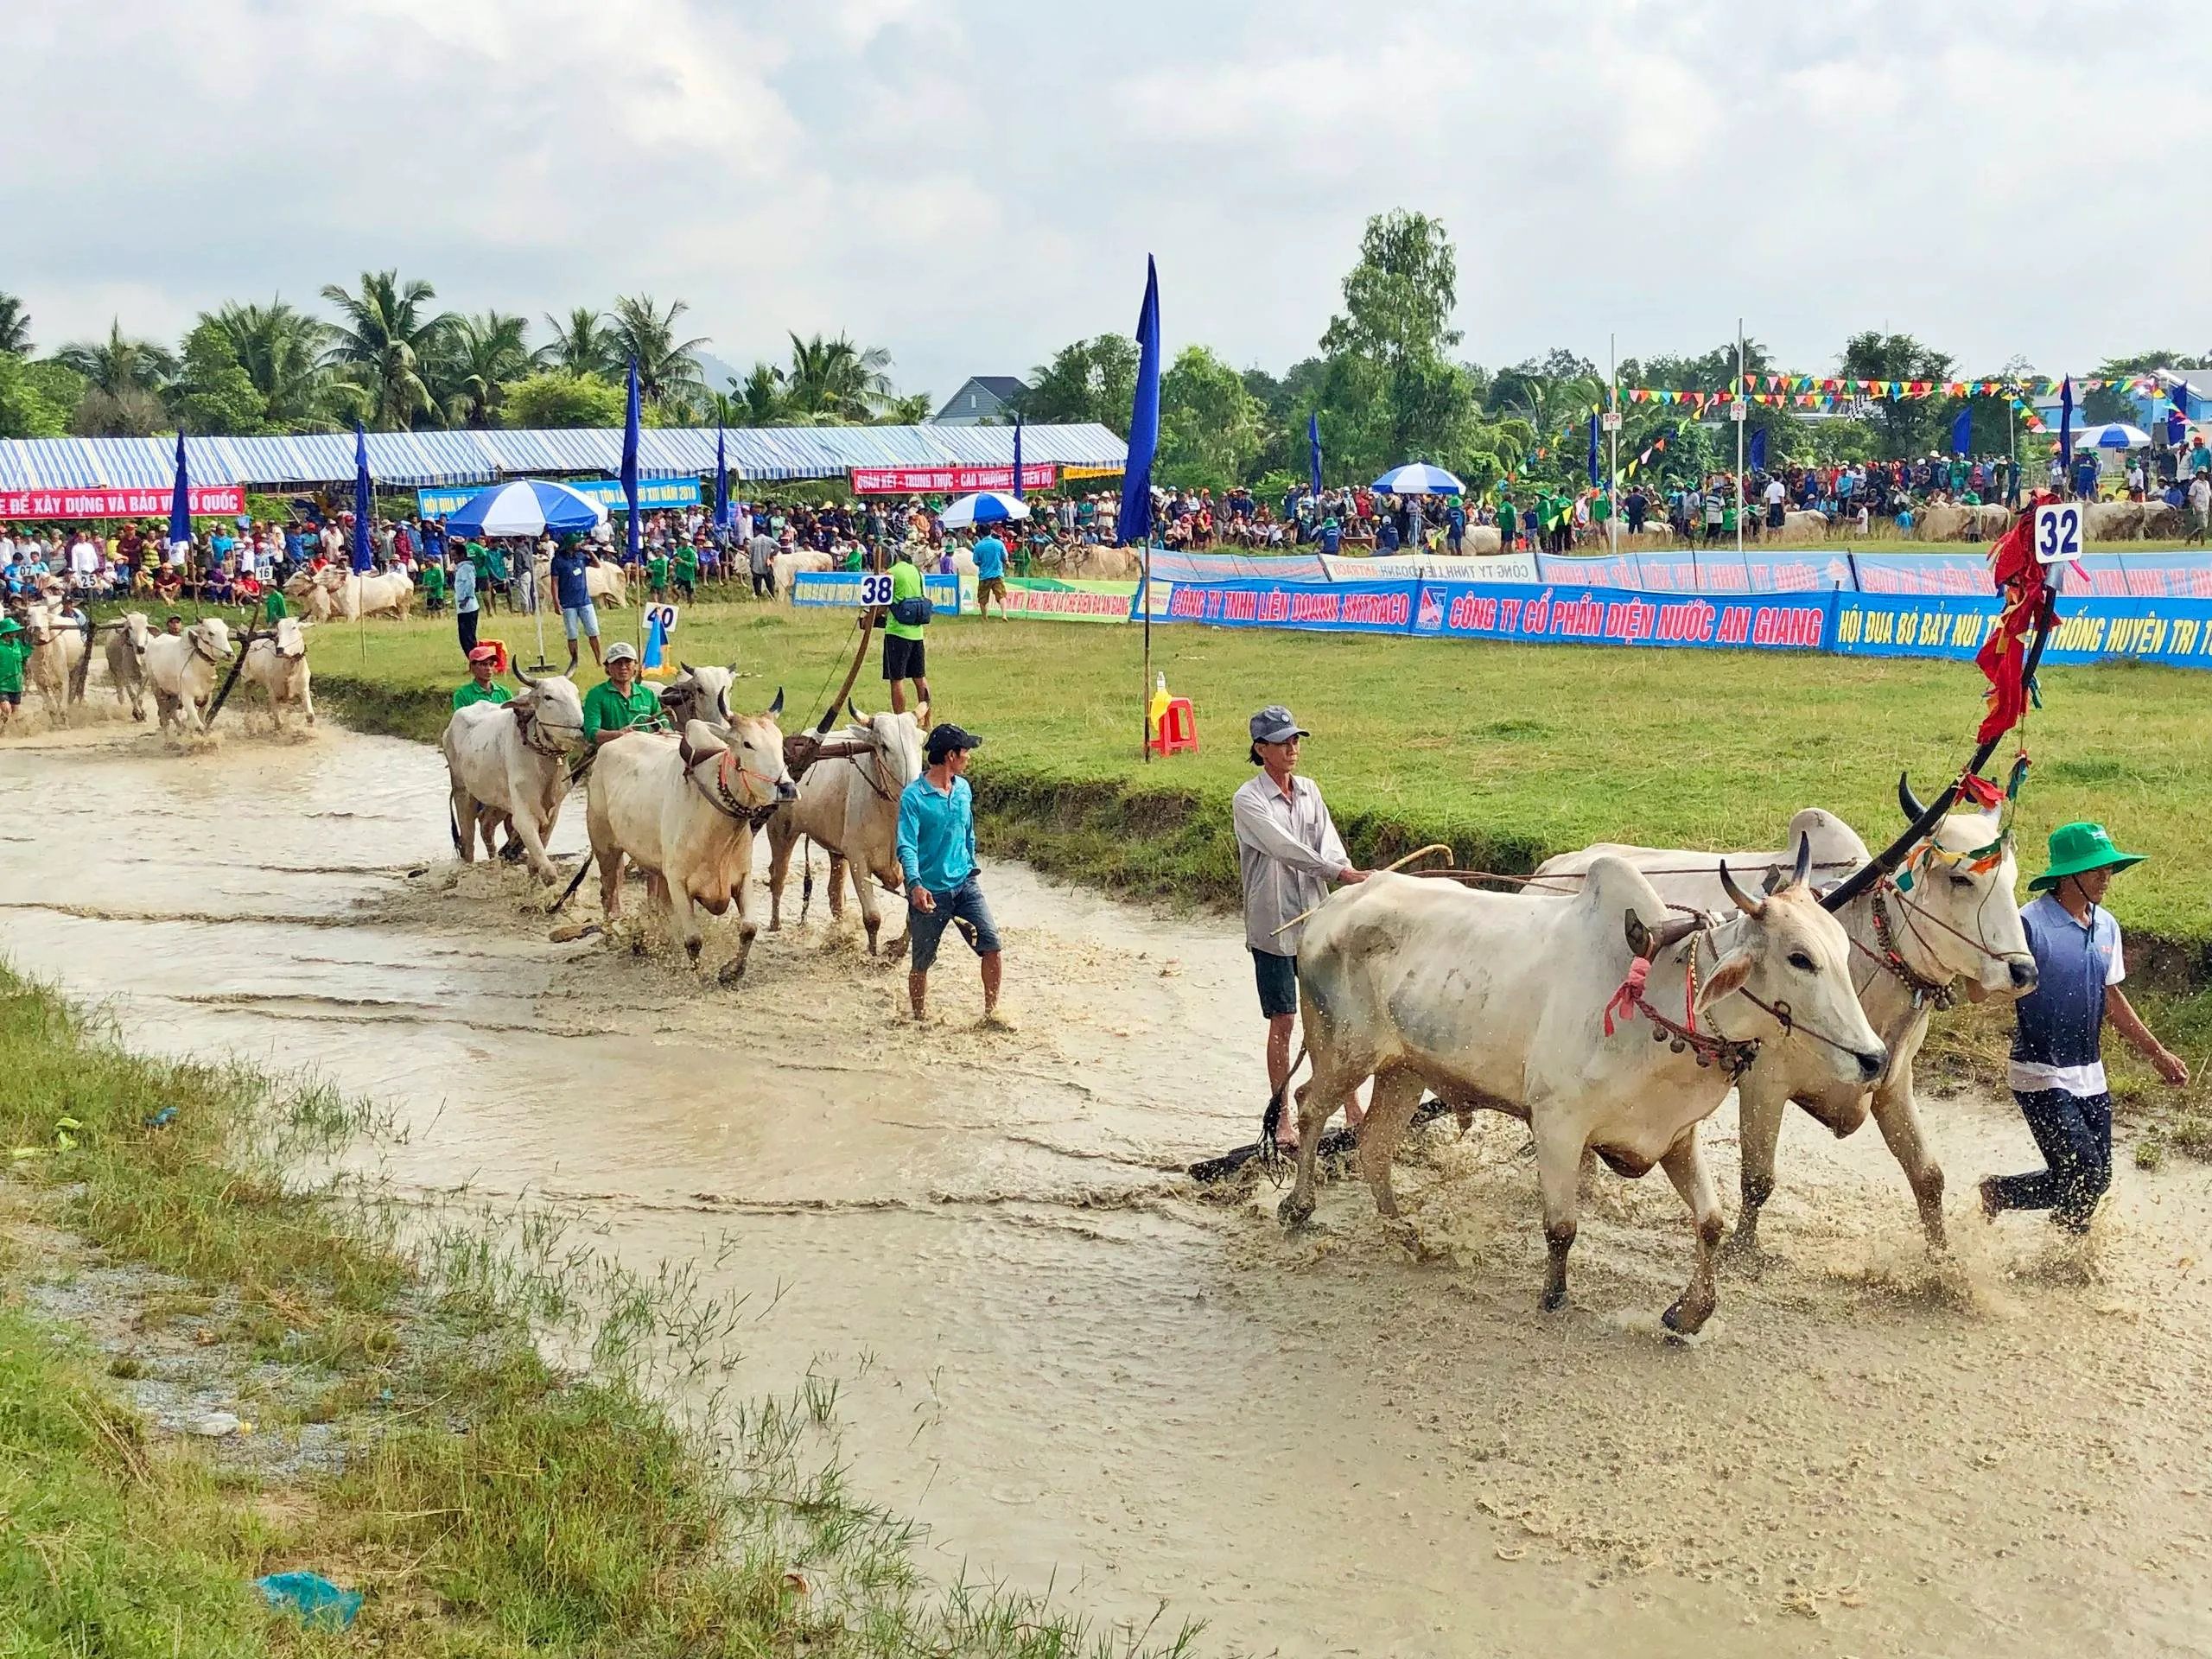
[0,485,247,521]
[849,464,1057,495]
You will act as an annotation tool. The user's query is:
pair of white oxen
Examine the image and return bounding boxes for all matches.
[1281,789,2037,1337]
[439,664,922,985]
[15,604,313,736]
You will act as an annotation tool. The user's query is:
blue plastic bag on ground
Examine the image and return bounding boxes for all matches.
[257,1571,362,1629]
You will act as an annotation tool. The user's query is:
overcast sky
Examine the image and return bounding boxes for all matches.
[10,0,2209,405]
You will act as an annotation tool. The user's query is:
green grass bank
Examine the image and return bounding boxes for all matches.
[0,968,1198,1656]
[312,595,2212,972]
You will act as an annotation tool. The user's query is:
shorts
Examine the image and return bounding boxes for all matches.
[1251,947,1299,1019]
[562,602,600,641]
[0,690,18,709]
[883,632,926,681]
[907,872,1000,971]
[977,576,1007,605]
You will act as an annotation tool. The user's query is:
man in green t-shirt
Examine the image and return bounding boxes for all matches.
[421,558,448,613]
[263,586,288,627]
[671,543,698,601]
[452,644,512,712]
[0,617,25,734]
[646,549,670,600]
[580,643,666,747]
[881,548,930,715]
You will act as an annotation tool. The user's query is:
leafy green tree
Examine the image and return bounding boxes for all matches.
[606,295,709,407]
[499,371,625,429]
[205,300,333,429]
[0,294,32,357]
[321,270,451,429]
[1158,346,1265,489]
[779,334,894,422]
[1320,209,1461,366]
[168,320,270,435]
[537,307,613,378]
[1838,331,1955,457]
[437,312,533,428]
[713,363,787,427]
[0,353,67,438]
[54,320,176,397]
[1021,335,1139,435]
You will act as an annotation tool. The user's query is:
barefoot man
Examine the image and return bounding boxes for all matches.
[898,722,1003,1024]
[1232,705,1367,1147]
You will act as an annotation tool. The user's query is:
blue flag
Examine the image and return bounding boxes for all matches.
[167,430,192,550]
[352,423,373,572]
[2059,377,2074,467]
[622,359,641,562]
[1748,425,1767,474]
[1949,407,1973,455]
[1116,256,1160,548]
[643,608,667,671]
[1014,415,1025,500]
[1307,410,1323,499]
[1587,413,1601,487]
[713,427,731,531]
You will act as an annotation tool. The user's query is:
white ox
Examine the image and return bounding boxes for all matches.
[585,696,797,981]
[1532,788,2036,1253]
[656,663,738,729]
[240,617,316,733]
[1283,843,1885,1334]
[143,618,234,736]
[18,601,89,723]
[532,554,629,609]
[765,705,924,955]
[104,612,152,721]
[772,550,833,597]
[286,567,414,620]
[440,666,585,882]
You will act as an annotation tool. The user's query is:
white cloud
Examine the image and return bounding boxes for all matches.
[8,0,2210,401]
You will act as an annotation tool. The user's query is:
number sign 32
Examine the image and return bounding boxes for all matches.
[2033,503,2083,563]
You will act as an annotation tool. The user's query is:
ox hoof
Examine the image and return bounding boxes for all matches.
[684,938,703,963]
[1661,1299,1710,1338]
[1541,1286,1568,1313]
[716,956,749,987]
[1276,1194,1314,1230]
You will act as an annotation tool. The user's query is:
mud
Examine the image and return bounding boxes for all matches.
[3,721,2211,1656]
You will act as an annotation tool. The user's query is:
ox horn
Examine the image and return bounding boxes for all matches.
[1897,772,1927,823]
[1718,858,1764,918]
[847,699,868,722]
[1789,829,1811,888]
[680,660,696,676]
[767,686,785,717]
[513,661,543,686]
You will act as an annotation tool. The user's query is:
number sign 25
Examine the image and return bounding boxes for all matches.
[857,571,894,607]
[2033,503,2083,563]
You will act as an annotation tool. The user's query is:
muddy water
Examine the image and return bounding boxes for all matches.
[5,722,2211,1657]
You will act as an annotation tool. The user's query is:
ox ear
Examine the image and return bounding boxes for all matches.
[1695,947,1756,1015]
[767,686,785,717]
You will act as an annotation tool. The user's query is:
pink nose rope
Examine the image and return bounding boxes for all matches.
[1603,957,1651,1036]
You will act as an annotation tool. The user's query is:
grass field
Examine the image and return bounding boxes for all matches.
[308,588,2212,966]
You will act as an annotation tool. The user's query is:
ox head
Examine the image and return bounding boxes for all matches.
[682,700,797,810]
[120,612,151,657]
[659,662,737,728]
[1702,834,1889,1095]
[845,701,925,791]
[270,616,308,659]
[190,618,234,660]
[1891,775,2037,999]
[510,662,586,740]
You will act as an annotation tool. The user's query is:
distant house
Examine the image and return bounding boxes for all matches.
[931,376,1027,426]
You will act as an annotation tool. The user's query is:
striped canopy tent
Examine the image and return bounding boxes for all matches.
[0,423,1128,493]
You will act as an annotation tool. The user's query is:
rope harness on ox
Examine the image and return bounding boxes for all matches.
[695,747,785,830]
[1602,936,1761,1078]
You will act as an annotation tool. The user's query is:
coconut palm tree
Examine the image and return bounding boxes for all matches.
[0,292,31,357]
[783,333,894,422]
[205,299,333,429]
[319,270,452,429]
[605,295,709,406]
[54,320,177,396]
[536,307,613,378]
[712,363,785,427]
[435,311,533,429]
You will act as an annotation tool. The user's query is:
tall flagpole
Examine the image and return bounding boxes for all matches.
[1607,334,1620,561]
[1734,318,1746,569]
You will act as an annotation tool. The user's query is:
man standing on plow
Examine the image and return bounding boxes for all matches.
[1982,822,2189,1232]
[1232,706,1367,1150]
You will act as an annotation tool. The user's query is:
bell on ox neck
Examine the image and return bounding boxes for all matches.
[1694,1051,1713,1068]
[1669,1038,1688,1054]
[1651,1027,1668,1044]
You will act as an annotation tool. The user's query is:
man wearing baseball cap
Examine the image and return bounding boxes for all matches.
[1232,705,1368,1148]
[1982,821,2188,1232]
[451,643,510,712]
[579,642,665,747]
[896,721,1003,1023]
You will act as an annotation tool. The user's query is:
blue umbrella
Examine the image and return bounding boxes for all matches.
[2076,422,2150,449]
[939,491,1030,528]
[352,423,373,573]
[444,480,608,538]
[1373,462,1465,495]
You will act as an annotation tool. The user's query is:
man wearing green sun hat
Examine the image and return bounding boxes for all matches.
[1981,821,2190,1233]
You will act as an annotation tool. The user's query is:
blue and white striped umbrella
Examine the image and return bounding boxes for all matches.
[1372,462,1465,495]
[442,479,609,537]
[938,491,1031,528]
[2075,422,2151,450]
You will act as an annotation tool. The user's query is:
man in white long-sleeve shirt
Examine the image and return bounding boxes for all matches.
[1232,705,1368,1147]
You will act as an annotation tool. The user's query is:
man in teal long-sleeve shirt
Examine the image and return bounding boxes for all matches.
[895,722,1003,1024]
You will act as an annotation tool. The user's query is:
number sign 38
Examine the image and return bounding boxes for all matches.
[2033,502,2083,563]
[857,571,895,607]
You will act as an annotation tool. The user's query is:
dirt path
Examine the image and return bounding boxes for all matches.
[3,722,2209,1656]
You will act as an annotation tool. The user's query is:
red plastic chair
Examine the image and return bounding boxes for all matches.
[1149,696,1198,756]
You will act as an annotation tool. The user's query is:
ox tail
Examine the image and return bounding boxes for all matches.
[1259,1043,1311,1163]
[448,798,463,855]
[800,835,814,918]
